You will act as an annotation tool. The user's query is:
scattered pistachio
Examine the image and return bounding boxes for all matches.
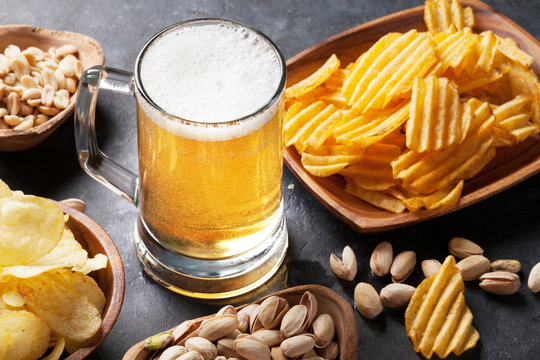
[491,259,521,273]
[448,237,483,259]
[330,245,357,281]
[370,241,393,277]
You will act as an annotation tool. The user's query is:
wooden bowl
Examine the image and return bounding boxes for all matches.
[284,0,540,233]
[0,25,104,152]
[56,201,125,360]
[123,285,358,360]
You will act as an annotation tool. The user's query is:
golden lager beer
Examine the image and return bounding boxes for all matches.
[76,18,288,297]
[136,20,285,260]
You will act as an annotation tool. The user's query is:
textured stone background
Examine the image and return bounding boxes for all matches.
[0,1,539,359]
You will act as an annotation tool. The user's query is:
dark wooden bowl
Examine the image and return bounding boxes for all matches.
[284,0,540,233]
[55,201,125,360]
[0,25,104,152]
[123,285,358,360]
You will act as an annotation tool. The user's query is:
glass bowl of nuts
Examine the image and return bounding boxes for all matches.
[0,25,104,151]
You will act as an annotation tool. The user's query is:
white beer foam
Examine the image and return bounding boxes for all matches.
[139,21,282,141]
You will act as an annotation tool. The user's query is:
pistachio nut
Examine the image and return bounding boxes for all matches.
[390,251,416,283]
[233,337,271,360]
[237,303,259,333]
[312,314,335,348]
[248,329,285,347]
[172,319,201,343]
[300,291,318,329]
[270,346,287,360]
[184,337,217,360]
[316,341,339,359]
[224,329,242,340]
[156,345,188,360]
[456,255,491,281]
[59,198,86,213]
[215,357,227,360]
[257,296,290,329]
[216,338,242,359]
[421,259,441,278]
[528,262,540,293]
[370,241,393,277]
[280,334,316,358]
[216,304,237,316]
[354,282,382,319]
[144,332,173,351]
[379,283,416,308]
[330,245,357,281]
[302,349,318,358]
[448,237,483,258]
[491,259,521,273]
[177,352,203,360]
[197,315,239,342]
[280,304,308,337]
[479,271,520,295]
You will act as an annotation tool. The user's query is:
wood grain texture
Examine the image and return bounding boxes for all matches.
[123,285,358,360]
[284,0,540,233]
[0,25,104,152]
[55,201,125,360]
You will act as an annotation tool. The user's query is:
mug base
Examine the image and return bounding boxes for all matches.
[133,209,288,299]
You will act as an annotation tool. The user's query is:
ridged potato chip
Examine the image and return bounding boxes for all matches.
[18,272,102,343]
[0,195,65,266]
[286,54,340,99]
[405,256,479,358]
[406,75,471,152]
[339,143,401,191]
[424,0,474,33]
[344,30,437,112]
[0,310,51,360]
[493,94,539,144]
[393,100,495,193]
[345,180,406,213]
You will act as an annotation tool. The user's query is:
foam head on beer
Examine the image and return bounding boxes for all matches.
[139,20,283,140]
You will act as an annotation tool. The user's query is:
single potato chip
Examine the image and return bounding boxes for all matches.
[406,75,471,152]
[78,253,108,274]
[0,180,12,199]
[28,228,88,269]
[424,0,474,33]
[0,195,65,266]
[345,30,437,113]
[345,180,406,213]
[42,336,65,360]
[18,272,102,343]
[58,269,107,315]
[286,54,340,99]
[0,310,51,360]
[405,256,479,359]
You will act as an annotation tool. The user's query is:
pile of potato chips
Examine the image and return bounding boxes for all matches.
[285,0,540,213]
[0,180,107,360]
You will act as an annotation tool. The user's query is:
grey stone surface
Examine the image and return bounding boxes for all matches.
[1,1,540,359]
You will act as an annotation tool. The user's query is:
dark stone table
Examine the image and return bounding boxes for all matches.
[1,1,539,359]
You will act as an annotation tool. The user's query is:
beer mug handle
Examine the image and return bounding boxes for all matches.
[75,65,139,204]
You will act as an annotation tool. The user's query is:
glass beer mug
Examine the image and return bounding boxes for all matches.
[75,19,288,298]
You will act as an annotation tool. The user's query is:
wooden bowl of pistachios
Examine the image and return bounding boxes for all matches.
[123,285,358,360]
[0,24,104,152]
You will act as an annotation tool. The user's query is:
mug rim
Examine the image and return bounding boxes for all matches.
[134,18,287,126]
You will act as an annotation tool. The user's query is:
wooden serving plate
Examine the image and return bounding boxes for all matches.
[123,285,358,360]
[56,201,125,360]
[284,0,540,233]
[0,25,104,152]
